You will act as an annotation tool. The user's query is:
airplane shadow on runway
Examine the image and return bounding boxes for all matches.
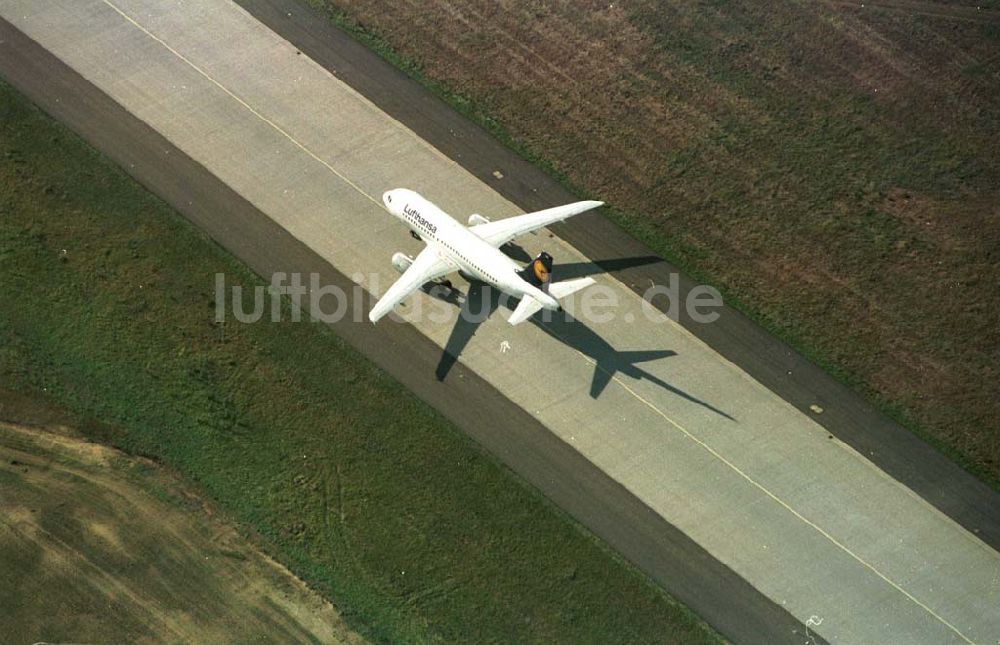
[428,256,734,421]
[499,241,532,263]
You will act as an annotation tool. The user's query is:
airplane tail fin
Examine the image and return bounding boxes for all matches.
[508,277,595,325]
[517,251,554,289]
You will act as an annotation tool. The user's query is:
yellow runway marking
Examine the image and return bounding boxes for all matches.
[97,1,975,641]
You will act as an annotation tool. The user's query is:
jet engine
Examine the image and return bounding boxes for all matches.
[468,213,490,226]
[391,252,414,274]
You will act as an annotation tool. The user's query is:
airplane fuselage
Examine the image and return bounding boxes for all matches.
[383,189,558,308]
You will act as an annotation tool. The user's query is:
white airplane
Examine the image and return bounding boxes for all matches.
[370,189,604,325]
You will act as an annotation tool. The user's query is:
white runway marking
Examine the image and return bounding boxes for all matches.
[95,1,976,641]
[97,0,382,211]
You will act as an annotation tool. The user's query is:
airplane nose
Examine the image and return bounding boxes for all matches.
[382,191,393,208]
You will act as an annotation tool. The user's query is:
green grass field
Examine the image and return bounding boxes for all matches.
[315,0,1000,487]
[0,80,719,642]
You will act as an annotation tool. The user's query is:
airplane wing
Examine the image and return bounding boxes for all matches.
[470,200,604,247]
[369,246,454,323]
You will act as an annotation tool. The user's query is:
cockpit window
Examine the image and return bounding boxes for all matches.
[387,195,392,203]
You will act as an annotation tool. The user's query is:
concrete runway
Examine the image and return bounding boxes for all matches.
[234,0,1000,555]
[2,1,998,642]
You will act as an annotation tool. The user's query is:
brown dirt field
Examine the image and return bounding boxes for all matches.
[0,420,365,644]
[325,0,1000,482]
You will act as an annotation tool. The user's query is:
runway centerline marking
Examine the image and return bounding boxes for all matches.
[567,348,974,644]
[95,1,974,641]
[97,0,382,211]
